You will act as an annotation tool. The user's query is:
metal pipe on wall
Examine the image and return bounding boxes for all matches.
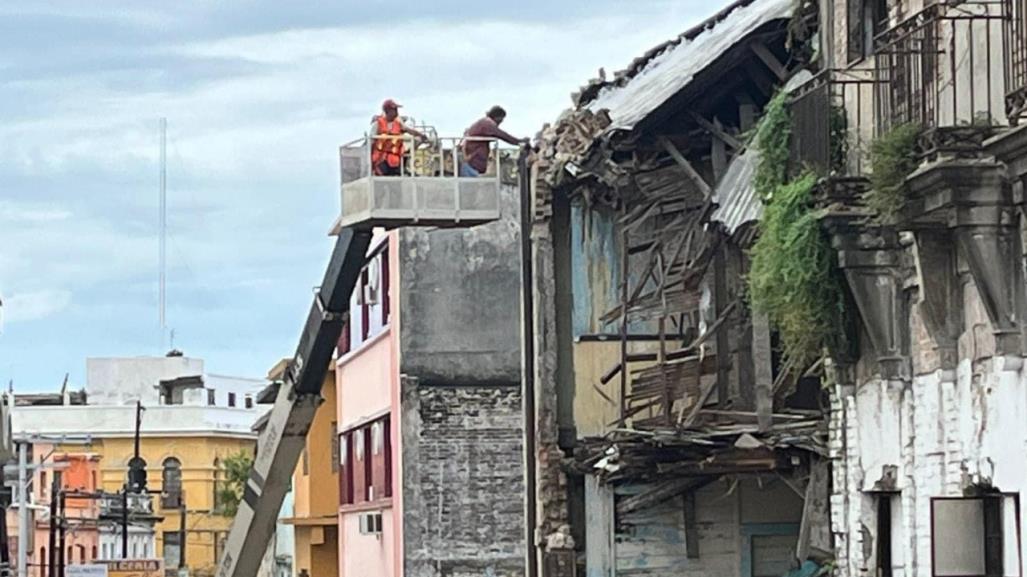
[518,151,538,577]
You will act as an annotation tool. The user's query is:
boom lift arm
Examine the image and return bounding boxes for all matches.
[216,226,371,577]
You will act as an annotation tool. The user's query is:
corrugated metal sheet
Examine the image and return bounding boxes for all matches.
[711,146,761,234]
[587,0,793,131]
[710,70,814,235]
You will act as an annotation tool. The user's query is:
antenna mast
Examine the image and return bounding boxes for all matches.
[159,117,168,349]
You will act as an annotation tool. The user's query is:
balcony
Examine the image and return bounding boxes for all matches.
[874,1,1009,153]
[98,491,157,520]
[789,68,881,179]
[334,133,506,232]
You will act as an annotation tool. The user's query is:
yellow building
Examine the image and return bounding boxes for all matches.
[276,360,339,577]
[12,356,267,577]
[97,434,257,576]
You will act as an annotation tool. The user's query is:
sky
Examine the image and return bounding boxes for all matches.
[0,1,710,391]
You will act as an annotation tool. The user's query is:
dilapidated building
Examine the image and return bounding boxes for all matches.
[524,0,1027,575]
[526,1,832,575]
[802,0,1027,575]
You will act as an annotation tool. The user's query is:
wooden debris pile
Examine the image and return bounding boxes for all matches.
[573,410,827,483]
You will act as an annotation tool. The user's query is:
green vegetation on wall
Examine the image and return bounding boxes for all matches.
[217,451,254,517]
[866,123,920,223]
[748,90,848,369]
[754,91,792,198]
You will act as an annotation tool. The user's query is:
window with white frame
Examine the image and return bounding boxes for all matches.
[359,512,383,535]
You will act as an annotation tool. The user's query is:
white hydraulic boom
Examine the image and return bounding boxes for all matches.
[216,226,371,577]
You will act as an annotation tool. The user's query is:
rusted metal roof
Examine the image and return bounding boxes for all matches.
[584,0,794,131]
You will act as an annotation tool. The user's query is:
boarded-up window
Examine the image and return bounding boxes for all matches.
[932,495,1021,577]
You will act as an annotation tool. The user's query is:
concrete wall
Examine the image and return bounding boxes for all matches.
[401,381,525,577]
[13,404,263,438]
[397,183,521,385]
[337,329,395,428]
[293,370,338,521]
[831,276,1027,577]
[339,509,396,577]
[293,525,337,577]
[87,357,204,405]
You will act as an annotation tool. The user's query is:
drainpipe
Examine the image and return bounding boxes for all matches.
[518,152,538,577]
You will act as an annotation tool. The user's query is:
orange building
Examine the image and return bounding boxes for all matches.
[33,447,102,577]
[275,360,339,577]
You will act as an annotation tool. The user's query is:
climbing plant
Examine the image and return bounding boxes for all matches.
[865,123,920,223]
[748,89,848,369]
[754,90,793,199]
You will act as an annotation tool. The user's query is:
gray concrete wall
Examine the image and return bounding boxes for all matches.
[397,183,521,385]
[401,377,525,577]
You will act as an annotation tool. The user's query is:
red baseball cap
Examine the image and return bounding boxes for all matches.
[382,99,401,111]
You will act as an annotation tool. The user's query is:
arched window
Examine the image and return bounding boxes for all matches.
[127,456,148,493]
[162,457,182,509]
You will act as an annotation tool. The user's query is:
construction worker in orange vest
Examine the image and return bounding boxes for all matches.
[370,99,426,176]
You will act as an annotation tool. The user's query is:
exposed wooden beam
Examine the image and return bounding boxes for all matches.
[616,476,713,516]
[658,137,711,197]
[750,41,788,81]
[753,312,774,432]
[736,92,757,132]
[690,112,744,151]
[684,490,700,559]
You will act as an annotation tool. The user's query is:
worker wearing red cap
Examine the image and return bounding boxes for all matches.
[370,99,426,176]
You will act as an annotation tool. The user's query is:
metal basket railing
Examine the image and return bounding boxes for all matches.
[336,133,509,229]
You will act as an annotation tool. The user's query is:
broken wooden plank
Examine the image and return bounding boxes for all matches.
[750,41,788,81]
[690,112,744,151]
[684,489,700,559]
[593,383,617,406]
[616,476,711,516]
[658,136,712,196]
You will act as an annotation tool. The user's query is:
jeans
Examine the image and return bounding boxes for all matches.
[375,161,400,176]
[459,162,480,177]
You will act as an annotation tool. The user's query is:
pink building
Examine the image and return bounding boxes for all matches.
[334,181,526,577]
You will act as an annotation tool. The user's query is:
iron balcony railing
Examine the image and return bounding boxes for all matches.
[789,68,881,177]
[874,1,1009,132]
[1008,0,1027,121]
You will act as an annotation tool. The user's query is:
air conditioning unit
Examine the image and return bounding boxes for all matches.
[358,512,383,536]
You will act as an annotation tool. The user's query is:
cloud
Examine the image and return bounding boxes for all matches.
[1,289,72,323]
[0,1,708,389]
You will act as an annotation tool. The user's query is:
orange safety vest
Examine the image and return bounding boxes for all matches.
[371,116,404,170]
